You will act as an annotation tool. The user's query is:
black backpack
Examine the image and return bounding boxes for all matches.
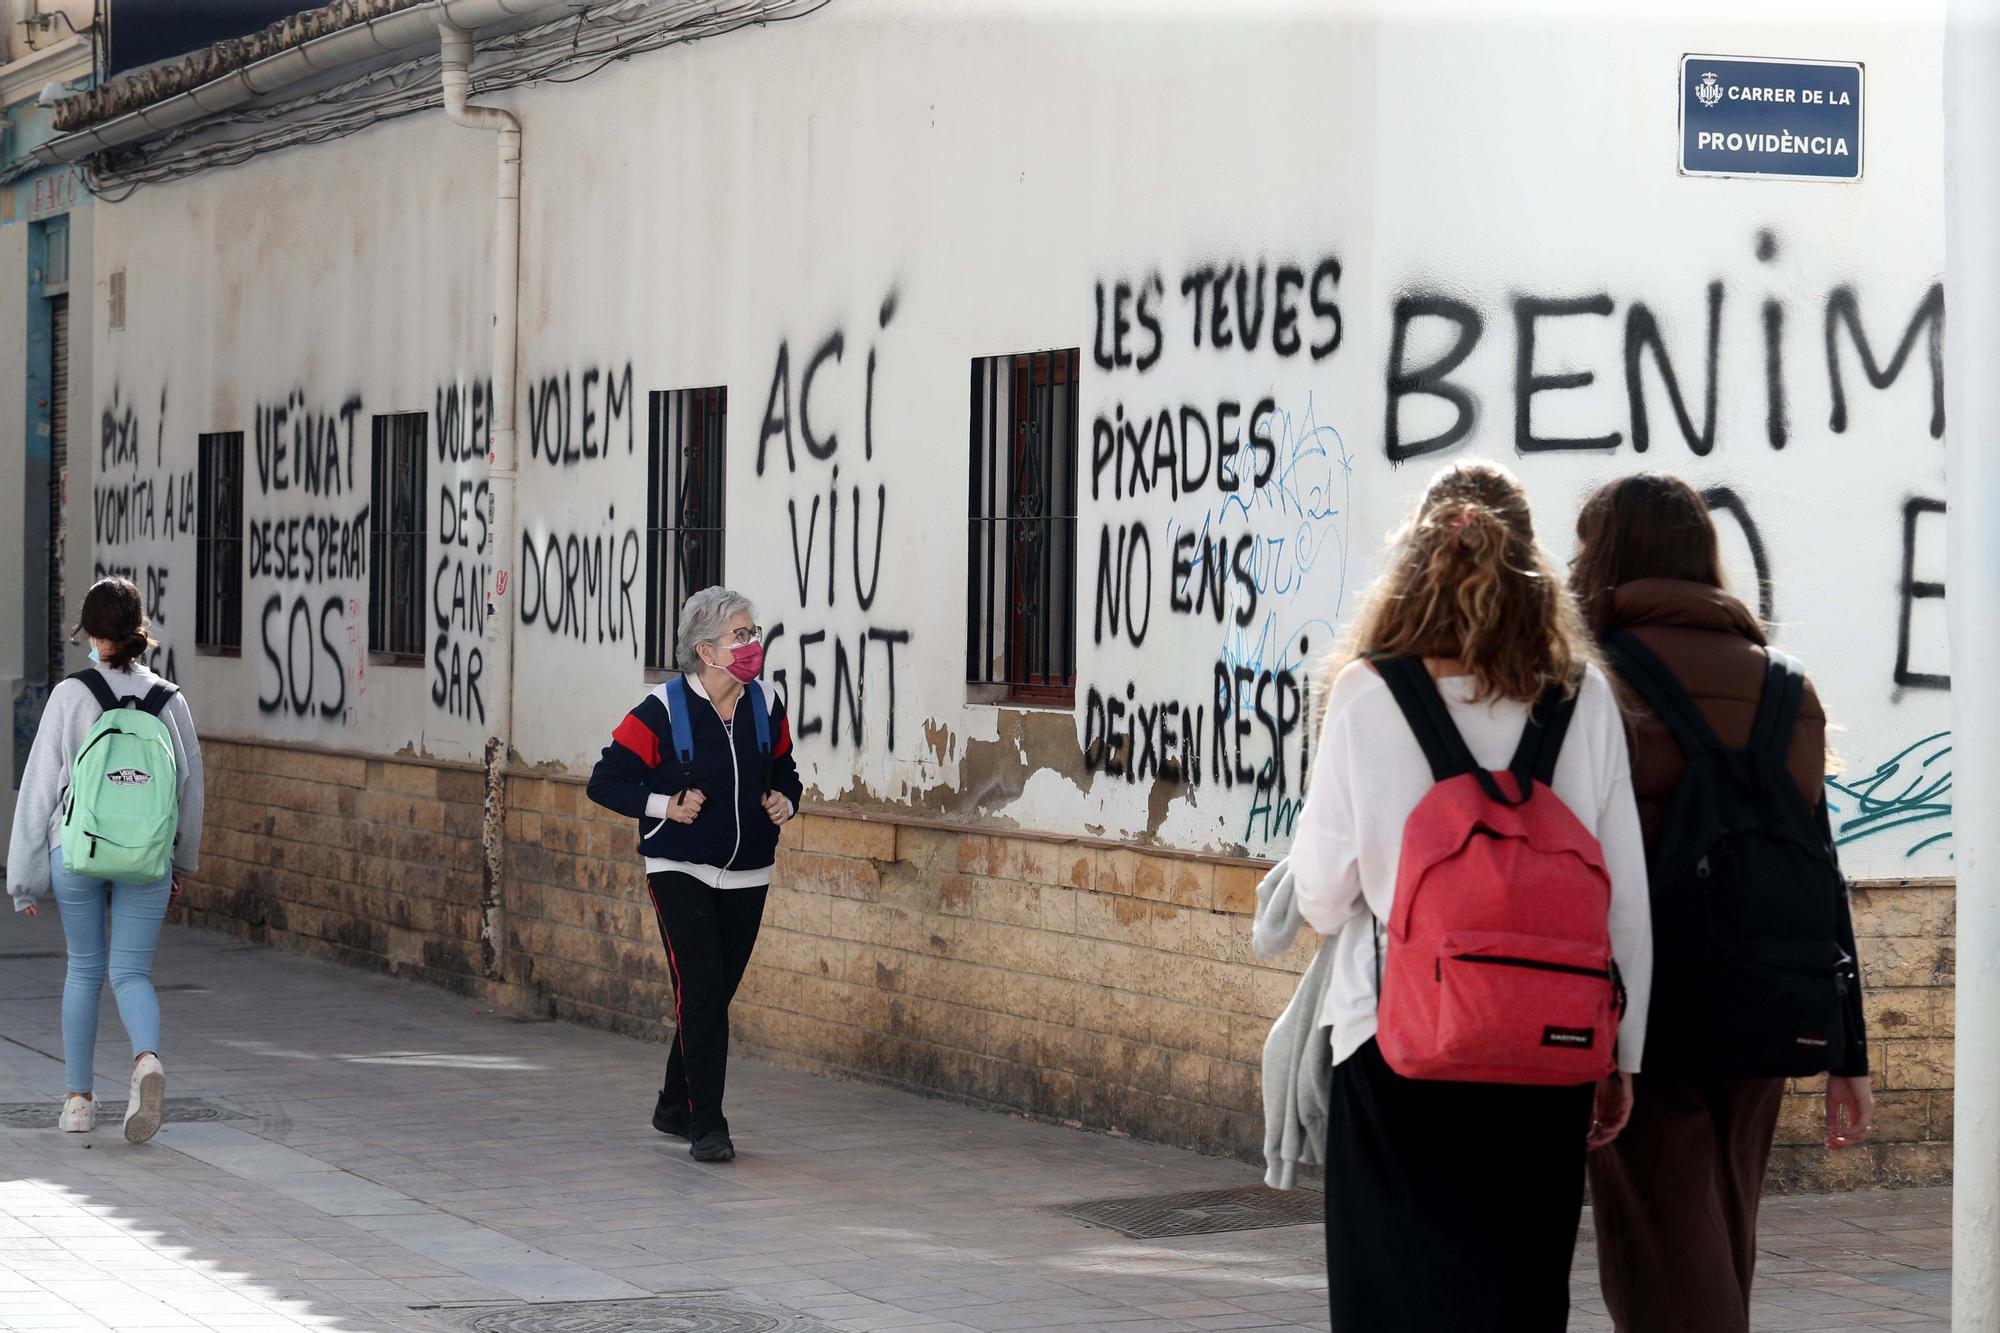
[1603,629,1855,1078]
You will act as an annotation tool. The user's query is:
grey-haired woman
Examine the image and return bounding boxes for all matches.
[587,588,802,1163]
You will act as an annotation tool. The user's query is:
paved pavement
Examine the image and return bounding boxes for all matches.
[0,911,1954,1331]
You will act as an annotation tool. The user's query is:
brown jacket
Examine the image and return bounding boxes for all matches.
[1595,579,1826,854]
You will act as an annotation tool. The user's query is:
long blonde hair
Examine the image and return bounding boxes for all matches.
[1332,461,1592,703]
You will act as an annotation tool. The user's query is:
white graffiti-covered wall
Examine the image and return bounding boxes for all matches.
[82,0,1951,879]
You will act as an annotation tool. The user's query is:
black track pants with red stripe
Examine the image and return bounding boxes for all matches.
[646,871,768,1138]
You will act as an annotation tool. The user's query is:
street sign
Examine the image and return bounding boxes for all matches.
[1679,55,1863,182]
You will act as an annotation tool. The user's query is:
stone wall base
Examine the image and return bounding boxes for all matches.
[190,738,1954,1192]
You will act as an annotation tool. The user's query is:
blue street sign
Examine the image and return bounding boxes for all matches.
[1680,55,1864,182]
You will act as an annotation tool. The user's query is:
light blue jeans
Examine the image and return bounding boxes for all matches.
[50,848,171,1094]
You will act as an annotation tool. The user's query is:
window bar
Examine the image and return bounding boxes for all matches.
[1006,356,1022,688]
[1062,353,1078,682]
[683,389,697,605]
[685,389,698,613]
[369,422,384,652]
[966,359,981,683]
[1046,367,1060,685]
[196,435,211,646]
[713,387,726,569]
[217,437,229,647]
[406,422,423,656]
[672,388,687,663]
[709,389,723,588]
[417,419,428,655]
[986,357,1000,686]
[646,393,663,669]
[1018,360,1030,687]
[1037,359,1048,685]
[1030,355,1046,686]
[700,391,709,589]
[692,390,706,600]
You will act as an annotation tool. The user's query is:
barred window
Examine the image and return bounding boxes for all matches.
[967,349,1080,705]
[195,431,244,653]
[646,387,727,672]
[368,412,427,662]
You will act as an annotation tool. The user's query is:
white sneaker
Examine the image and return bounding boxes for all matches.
[59,1094,93,1133]
[123,1054,165,1144]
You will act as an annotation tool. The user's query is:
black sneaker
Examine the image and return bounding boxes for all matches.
[689,1130,735,1163]
[652,1107,691,1139]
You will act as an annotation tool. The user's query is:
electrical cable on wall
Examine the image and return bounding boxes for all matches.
[0,0,829,199]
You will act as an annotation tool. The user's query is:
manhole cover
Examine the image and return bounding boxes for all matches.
[425,1294,839,1332]
[1048,1184,1322,1239]
[0,1099,246,1129]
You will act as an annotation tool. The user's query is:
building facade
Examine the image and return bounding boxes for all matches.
[12,0,1957,1188]
[0,10,96,866]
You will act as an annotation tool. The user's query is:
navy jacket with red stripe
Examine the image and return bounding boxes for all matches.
[586,676,804,872]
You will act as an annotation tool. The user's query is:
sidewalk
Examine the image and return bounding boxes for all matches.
[0,912,1952,1331]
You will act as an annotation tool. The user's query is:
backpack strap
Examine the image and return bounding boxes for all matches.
[1508,678,1582,788]
[136,682,180,718]
[746,680,772,757]
[65,669,121,715]
[1749,649,1806,769]
[663,676,697,781]
[1373,655,1477,782]
[1374,655,1522,806]
[1602,630,1725,759]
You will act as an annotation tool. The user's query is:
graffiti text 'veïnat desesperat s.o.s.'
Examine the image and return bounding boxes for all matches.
[249,389,367,722]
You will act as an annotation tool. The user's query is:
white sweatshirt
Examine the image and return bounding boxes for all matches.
[1291,660,1653,1074]
[7,663,204,911]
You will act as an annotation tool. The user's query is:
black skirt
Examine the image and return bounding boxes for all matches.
[1324,1038,1595,1332]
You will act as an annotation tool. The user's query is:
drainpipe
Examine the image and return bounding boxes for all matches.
[439,21,519,983]
[1947,0,2000,1324]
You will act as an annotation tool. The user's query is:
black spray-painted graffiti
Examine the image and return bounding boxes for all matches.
[1696,485,1774,625]
[1087,257,1351,840]
[1374,234,1948,699]
[257,593,349,721]
[434,380,492,722]
[527,363,634,466]
[514,361,646,665]
[519,510,641,655]
[1095,258,1343,371]
[760,292,912,752]
[93,385,188,680]
[94,387,191,549]
[1383,233,1945,463]
[1081,643,1313,821]
[250,390,367,720]
[1896,497,1948,692]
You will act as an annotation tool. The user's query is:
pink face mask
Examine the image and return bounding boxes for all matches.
[722,641,764,683]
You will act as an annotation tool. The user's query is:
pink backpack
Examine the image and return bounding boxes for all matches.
[1371,657,1624,1086]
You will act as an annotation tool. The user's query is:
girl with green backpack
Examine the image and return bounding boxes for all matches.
[7,577,204,1144]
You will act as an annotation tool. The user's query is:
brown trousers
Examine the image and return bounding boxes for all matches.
[1587,1075,1786,1333]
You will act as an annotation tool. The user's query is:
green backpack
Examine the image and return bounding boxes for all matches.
[59,671,181,885]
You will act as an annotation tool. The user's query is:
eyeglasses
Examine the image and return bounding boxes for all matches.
[719,626,763,647]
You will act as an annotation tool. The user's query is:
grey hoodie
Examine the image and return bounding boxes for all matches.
[6,663,203,911]
[1255,856,1344,1191]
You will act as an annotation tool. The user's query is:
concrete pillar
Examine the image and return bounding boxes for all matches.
[1946,2,2000,1326]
